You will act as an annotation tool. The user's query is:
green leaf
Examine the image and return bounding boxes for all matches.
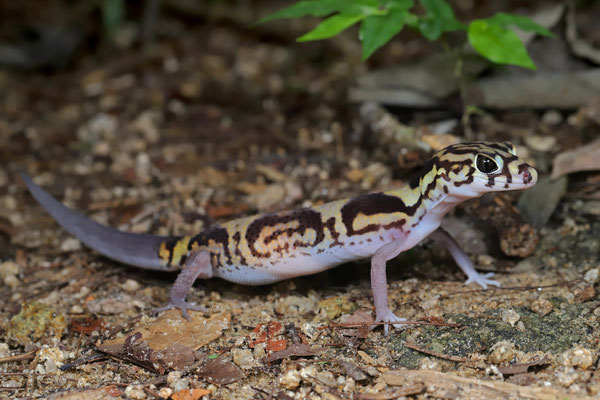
[207,354,219,359]
[468,20,536,69]
[259,1,342,23]
[298,13,366,42]
[404,11,419,28]
[259,0,380,24]
[418,17,444,40]
[360,7,410,60]
[419,0,466,39]
[340,0,383,15]
[102,0,124,37]
[384,0,414,8]
[486,12,553,36]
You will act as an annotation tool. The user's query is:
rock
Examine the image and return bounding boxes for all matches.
[531,298,554,316]
[488,341,519,364]
[558,346,595,369]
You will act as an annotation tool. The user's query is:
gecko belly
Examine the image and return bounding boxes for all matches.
[214,228,403,285]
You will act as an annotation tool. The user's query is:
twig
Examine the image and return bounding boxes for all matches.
[59,352,107,371]
[442,277,584,298]
[403,341,467,363]
[0,348,37,364]
[321,320,462,330]
[1,372,44,377]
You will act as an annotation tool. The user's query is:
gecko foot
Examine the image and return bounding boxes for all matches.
[465,272,500,289]
[375,309,408,336]
[152,300,208,321]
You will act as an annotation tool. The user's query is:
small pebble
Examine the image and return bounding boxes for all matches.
[167,370,182,384]
[158,387,173,399]
[542,109,563,125]
[0,261,20,289]
[171,378,190,393]
[584,268,599,284]
[124,385,147,400]
[280,368,301,389]
[318,296,353,320]
[575,286,596,302]
[301,322,320,342]
[0,260,19,278]
[345,168,364,183]
[121,279,140,293]
[488,341,518,364]
[274,294,316,315]
[500,308,520,326]
[559,346,595,370]
[0,343,10,358]
[3,274,19,290]
[60,237,82,252]
[38,346,65,374]
[557,367,578,387]
[315,370,337,387]
[69,305,84,314]
[231,348,255,370]
[531,298,553,316]
[252,342,266,360]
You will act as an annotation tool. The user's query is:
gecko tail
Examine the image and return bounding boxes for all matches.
[21,172,175,270]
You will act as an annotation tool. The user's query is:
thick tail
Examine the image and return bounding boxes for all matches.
[21,173,176,270]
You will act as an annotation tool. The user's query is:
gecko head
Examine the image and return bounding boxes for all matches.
[432,141,538,198]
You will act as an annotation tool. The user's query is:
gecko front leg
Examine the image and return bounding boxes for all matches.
[153,250,213,320]
[430,227,500,289]
[371,238,408,336]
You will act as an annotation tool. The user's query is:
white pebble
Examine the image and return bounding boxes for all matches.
[158,387,173,399]
[124,385,147,400]
[280,368,301,389]
[166,370,182,384]
[501,308,520,326]
[60,237,82,252]
[559,346,595,369]
[121,279,140,292]
[584,268,599,284]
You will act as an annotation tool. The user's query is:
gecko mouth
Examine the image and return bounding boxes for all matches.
[475,172,537,190]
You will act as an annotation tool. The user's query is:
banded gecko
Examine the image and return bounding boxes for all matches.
[22,141,537,334]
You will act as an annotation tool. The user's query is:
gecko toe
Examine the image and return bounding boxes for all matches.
[465,272,501,289]
[152,301,208,320]
[375,310,408,336]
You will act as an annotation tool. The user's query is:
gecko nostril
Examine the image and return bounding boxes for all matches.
[522,170,531,182]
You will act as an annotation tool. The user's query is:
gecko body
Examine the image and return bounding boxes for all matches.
[22,141,537,333]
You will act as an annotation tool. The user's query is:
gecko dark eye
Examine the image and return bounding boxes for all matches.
[476,156,498,174]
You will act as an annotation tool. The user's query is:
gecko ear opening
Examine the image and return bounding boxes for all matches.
[504,141,517,156]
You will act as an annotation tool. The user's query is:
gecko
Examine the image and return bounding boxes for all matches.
[22,141,537,334]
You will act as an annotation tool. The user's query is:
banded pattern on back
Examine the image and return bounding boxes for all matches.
[157,141,535,276]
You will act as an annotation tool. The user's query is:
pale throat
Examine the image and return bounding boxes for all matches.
[419,177,477,227]
[428,194,467,219]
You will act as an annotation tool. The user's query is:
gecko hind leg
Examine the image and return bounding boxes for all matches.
[371,238,409,336]
[153,250,213,320]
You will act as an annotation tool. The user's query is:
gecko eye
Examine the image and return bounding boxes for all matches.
[476,155,498,174]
